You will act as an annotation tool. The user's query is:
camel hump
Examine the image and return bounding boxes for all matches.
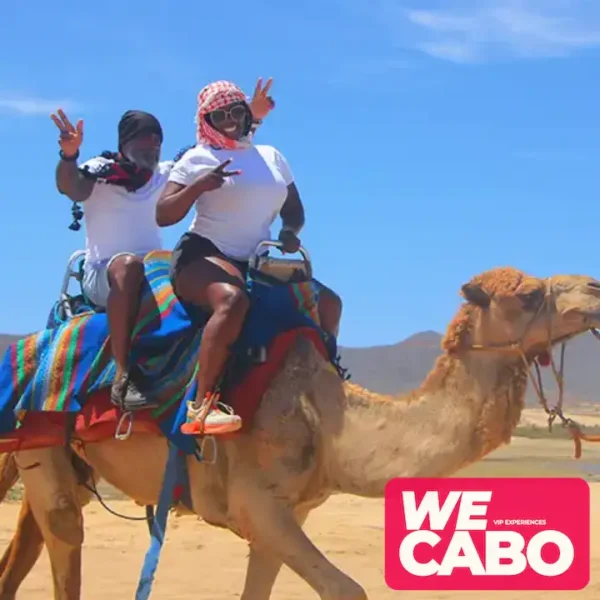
[281,332,328,381]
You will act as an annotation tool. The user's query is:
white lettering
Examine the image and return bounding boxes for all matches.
[527,531,574,577]
[456,491,491,530]
[402,491,462,531]
[485,531,527,575]
[399,531,441,576]
[438,531,486,575]
[399,531,575,576]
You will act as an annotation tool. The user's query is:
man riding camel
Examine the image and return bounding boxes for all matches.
[51,78,275,413]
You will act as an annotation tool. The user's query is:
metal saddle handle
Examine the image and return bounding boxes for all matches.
[58,249,88,320]
[250,240,313,282]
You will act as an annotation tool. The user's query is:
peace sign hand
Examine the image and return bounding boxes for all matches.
[194,158,242,193]
[51,109,84,158]
[249,77,275,121]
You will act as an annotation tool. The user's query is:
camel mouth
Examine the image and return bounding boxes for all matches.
[575,312,600,331]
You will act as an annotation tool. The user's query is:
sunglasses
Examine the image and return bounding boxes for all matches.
[209,104,248,125]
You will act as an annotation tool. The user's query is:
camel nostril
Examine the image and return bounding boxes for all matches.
[588,281,600,290]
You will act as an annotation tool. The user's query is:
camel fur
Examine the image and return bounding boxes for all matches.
[0,267,600,599]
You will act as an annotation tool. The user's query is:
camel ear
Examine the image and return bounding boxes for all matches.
[461,283,491,308]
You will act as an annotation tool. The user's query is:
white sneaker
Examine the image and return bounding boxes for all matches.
[181,401,242,435]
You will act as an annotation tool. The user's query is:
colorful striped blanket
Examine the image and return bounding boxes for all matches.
[0,250,338,453]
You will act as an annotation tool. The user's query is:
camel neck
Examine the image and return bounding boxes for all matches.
[317,351,528,497]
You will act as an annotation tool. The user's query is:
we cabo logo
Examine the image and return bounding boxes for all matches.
[385,478,589,590]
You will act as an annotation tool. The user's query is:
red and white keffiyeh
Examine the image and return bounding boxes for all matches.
[195,80,250,150]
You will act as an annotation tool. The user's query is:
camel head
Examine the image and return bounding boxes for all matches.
[442,267,600,360]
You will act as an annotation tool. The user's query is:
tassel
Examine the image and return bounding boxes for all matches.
[69,202,84,231]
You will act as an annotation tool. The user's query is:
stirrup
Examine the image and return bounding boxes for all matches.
[115,411,134,441]
[190,394,217,436]
[200,435,218,465]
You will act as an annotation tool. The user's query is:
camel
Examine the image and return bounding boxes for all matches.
[1,266,600,599]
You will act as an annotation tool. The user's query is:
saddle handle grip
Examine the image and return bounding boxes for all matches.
[250,240,313,280]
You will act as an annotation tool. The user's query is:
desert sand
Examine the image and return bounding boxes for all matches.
[1,434,600,599]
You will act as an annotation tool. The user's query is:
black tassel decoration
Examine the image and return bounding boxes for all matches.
[69,202,84,231]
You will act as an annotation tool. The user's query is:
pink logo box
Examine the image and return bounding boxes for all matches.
[385,477,589,591]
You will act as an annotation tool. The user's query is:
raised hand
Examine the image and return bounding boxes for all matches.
[194,158,242,193]
[51,109,84,158]
[249,77,275,121]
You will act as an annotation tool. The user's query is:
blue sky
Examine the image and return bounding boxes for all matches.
[0,0,599,347]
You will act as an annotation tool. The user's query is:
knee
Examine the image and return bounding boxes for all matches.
[108,255,145,288]
[320,287,343,316]
[47,495,83,546]
[214,288,250,324]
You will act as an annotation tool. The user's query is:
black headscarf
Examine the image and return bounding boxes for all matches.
[79,110,163,191]
[117,110,163,151]
[68,111,164,231]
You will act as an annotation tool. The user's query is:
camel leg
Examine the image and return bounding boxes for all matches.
[0,454,19,502]
[0,493,44,599]
[231,487,366,600]
[240,547,284,600]
[240,509,309,600]
[15,447,84,600]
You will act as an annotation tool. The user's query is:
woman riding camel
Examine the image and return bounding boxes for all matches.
[156,79,342,436]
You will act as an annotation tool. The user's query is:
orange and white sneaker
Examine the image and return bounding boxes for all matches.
[180,399,242,436]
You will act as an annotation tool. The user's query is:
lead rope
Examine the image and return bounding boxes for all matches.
[469,283,600,459]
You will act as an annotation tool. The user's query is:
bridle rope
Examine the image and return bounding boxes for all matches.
[465,281,600,459]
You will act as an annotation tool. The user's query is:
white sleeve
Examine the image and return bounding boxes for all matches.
[168,149,217,186]
[274,148,294,186]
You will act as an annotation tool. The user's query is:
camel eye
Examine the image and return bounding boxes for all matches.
[517,289,544,311]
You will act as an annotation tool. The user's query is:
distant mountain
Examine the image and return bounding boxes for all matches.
[338,330,600,407]
[337,331,443,395]
[0,335,23,362]
[2,328,600,407]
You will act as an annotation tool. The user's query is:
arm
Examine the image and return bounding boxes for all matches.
[56,156,94,202]
[156,158,241,227]
[156,179,205,227]
[50,110,94,202]
[279,183,305,234]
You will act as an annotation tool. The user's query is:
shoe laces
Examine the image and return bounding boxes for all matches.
[215,401,235,415]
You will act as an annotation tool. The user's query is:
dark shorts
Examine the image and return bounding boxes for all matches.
[169,232,249,291]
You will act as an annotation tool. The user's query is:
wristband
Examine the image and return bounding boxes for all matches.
[60,149,80,162]
[281,225,300,235]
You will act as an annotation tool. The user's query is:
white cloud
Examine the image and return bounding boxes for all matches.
[0,95,82,116]
[402,1,600,63]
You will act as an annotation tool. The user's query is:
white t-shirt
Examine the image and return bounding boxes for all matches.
[79,157,173,266]
[168,144,294,261]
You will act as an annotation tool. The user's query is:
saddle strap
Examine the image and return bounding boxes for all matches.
[135,442,186,599]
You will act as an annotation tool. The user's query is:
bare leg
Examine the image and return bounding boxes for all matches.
[315,282,342,338]
[174,257,249,434]
[15,447,84,600]
[106,254,156,410]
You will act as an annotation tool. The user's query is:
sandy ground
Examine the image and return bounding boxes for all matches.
[2,435,600,599]
[520,407,600,428]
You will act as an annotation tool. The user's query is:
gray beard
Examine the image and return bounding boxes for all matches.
[124,149,158,171]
